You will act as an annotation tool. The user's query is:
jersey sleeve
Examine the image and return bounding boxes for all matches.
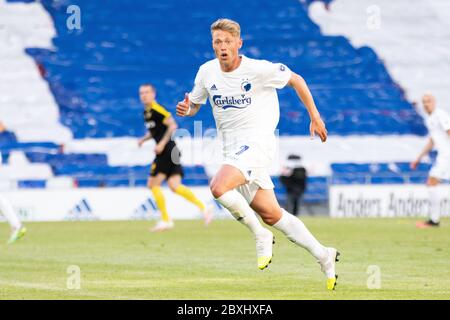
[152,103,171,121]
[438,109,450,131]
[189,66,208,104]
[259,60,292,89]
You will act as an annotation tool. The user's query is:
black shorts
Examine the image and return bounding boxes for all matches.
[150,142,184,178]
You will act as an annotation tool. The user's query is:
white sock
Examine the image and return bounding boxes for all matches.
[216,190,267,236]
[273,209,328,261]
[428,186,440,224]
[0,194,21,230]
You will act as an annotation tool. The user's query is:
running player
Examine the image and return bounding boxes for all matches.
[176,19,339,290]
[138,84,212,232]
[411,94,450,228]
[0,125,27,243]
[0,194,26,244]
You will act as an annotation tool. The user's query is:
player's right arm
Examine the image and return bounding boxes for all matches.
[176,66,208,117]
[410,137,434,170]
[176,93,201,117]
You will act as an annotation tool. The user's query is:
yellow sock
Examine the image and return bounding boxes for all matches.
[151,186,170,222]
[174,184,206,211]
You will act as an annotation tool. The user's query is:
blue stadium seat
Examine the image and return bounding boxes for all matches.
[0,131,17,146]
[76,178,103,188]
[371,176,405,184]
[51,163,208,187]
[274,176,329,203]
[331,162,432,185]
[0,142,60,153]
[331,175,368,184]
[26,152,108,170]
[18,180,47,188]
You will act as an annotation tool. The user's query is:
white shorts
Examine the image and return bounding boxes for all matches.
[222,138,275,204]
[429,155,450,181]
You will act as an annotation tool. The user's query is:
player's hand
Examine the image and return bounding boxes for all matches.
[176,93,190,117]
[137,139,144,148]
[410,159,419,170]
[154,143,164,155]
[310,116,327,142]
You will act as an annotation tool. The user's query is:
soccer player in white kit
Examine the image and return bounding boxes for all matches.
[176,19,339,290]
[0,153,27,243]
[411,94,450,228]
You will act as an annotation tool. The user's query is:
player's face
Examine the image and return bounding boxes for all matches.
[212,30,242,70]
[422,95,436,114]
[139,86,155,105]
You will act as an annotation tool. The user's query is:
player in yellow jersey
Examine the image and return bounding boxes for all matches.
[138,84,213,232]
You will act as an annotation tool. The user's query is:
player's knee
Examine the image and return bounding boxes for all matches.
[259,208,282,226]
[148,179,159,189]
[427,177,440,186]
[168,182,179,192]
[260,214,277,226]
[210,183,227,199]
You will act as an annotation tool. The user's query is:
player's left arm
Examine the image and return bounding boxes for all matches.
[155,116,178,154]
[287,72,327,142]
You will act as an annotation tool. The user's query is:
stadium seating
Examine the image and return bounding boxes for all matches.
[331,162,431,185]
[23,0,426,138]
[273,176,329,209]
[0,0,73,143]
[1,0,438,204]
[310,0,450,110]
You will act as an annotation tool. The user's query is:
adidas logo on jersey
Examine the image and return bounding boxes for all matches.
[210,84,218,91]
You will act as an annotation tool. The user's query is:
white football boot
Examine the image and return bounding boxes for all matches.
[318,247,340,290]
[256,229,275,270]
[150,220,174,232]
[202,205,214,226]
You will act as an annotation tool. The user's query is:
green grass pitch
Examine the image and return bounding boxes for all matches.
[0,218,449,299]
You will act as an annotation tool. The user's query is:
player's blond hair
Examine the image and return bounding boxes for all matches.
[210,18,241,38]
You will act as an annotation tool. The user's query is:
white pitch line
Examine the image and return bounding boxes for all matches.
[0,279,145,300]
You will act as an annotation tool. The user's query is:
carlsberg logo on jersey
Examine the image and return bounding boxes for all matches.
[213,94,252,110]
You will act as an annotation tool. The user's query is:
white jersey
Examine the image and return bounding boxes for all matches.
[189,55,292,200]
[189,55,292,144]
[425,108,450,158]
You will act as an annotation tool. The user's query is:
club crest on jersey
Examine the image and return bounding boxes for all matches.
[241,80,252,92]
[212,94,252,110]
[145,121,156,129]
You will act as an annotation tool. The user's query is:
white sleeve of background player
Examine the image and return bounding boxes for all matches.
[260,60,292,89]
[189,67,208,105]
[438,109,450,131]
